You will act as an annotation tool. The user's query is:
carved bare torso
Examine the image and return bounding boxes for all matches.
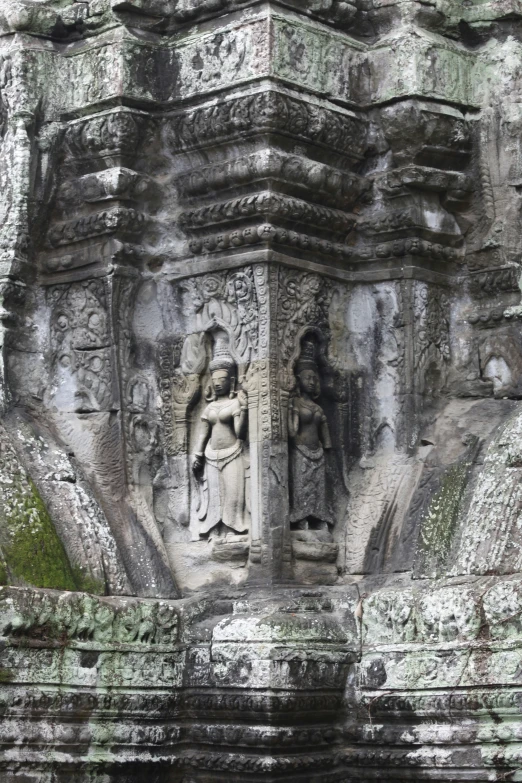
[203,398,242,450]
[291,397,328,450]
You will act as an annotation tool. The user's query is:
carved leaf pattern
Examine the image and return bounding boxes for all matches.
[277,270,332,364]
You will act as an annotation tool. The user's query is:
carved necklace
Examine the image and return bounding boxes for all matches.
[298,397,319,413]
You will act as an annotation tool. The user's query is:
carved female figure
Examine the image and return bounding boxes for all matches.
[288,341,333,534]
[192,351,250,537]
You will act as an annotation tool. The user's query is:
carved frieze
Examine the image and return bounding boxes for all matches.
[65,109,150,164]
[356,102,474,266]
[179,192,355,235]
[46,207,146,249]
[187,224,355,263]
[167,85,366,267]
[167,90,366,159]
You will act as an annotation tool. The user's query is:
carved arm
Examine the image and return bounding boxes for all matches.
[288,397,300,439]
[192,419,211,476]
[320,414,332,450]
[234,390,248,439]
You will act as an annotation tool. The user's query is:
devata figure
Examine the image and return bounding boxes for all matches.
[192,349,250,538]
[288,340,334,536]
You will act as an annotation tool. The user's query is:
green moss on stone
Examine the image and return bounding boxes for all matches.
[71,566,105,596]
[0,557,7,587]
[2,476,77,591]
[416,461,470,578]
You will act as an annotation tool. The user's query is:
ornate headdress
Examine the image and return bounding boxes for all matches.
[207,338,237,400]
[209,352,236,374]
[209,333,236,375]
[295,339,319,375]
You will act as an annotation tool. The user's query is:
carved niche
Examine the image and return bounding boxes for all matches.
[287,333,340,584]
[155,267,260,580]
[191,334,251,562]
[274,270,357,585]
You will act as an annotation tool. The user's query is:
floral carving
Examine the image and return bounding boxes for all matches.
[48,280,113,412]
[277,270,333,365]
[180,268,259,365]
[168,90,366,159]
[414,283,451,380]
[65,109,148,161]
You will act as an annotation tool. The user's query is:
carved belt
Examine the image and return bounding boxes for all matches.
[205,440,243,470]
[294,444,324,462]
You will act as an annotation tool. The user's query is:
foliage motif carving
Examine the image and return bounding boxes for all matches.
[179,268,259,365]
[468,265,520,298]
[47,207,146,248]
[414,283,451,380]
[187,224,354,262]
[65,109,149,161]
[1,589,179,646]
[167,91,366,159]
[48,280,113,412]
[178,151,362,208]
[277,270,333,367]
[180,192,355,234]
[356,237,461,262]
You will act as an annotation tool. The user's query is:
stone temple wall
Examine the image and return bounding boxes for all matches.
[2,1,522,780]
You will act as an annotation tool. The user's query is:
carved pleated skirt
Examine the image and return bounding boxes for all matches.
[199,440,250,535]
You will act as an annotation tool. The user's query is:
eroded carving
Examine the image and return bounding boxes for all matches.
[47,280,113,413]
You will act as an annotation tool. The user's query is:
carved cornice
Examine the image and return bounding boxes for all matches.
[178,150,363,208]
[65,109,151,164]
[180,192,355,234]
[166,90,367,160]
[46,208,147,249]
[187,223,355,262]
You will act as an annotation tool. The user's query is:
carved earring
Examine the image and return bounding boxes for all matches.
[205,383,215,402]
[229,376,236,399]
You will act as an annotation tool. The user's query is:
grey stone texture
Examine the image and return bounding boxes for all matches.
[1,0,522,780]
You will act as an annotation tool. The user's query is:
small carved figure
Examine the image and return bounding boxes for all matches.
[192,348,250,538]
[288,340,333,537]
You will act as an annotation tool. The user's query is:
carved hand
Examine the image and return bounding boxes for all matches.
[237,389,248,410]
[192,453,205,477]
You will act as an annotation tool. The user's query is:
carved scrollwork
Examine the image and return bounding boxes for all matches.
[178,150,362,208]
[179,267,259,365]
[167,90,366,159]
[277,270,333,371]
[179,192,355,234]
[65,109,149,161]
[414,283,450,393]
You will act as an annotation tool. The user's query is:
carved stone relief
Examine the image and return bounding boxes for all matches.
[3,2,522,781]
[47,279,113,413]
[151,267,263,586]
[288,337,339,583]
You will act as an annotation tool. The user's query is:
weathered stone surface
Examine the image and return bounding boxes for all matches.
[2,0,522,780]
